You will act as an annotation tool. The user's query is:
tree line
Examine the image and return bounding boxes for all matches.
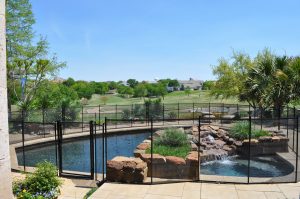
[210,49,300,115]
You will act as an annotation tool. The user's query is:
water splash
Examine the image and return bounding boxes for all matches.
[207,135,215,143]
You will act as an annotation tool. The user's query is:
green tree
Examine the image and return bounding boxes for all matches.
[157,83,167,99]
[134,84,148,98]
[33,81,78,110]
[93,82,109,94]
[184,86,192,96]
[211,51,252,99]
[126,79,139,88]
[202,80,215,90]
[117,85,134,97]
[63,77,75,87]
[71,81,95,99]
[108,81,118,90]
[6,0,65,111]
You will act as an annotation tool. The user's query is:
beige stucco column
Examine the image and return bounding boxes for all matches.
[0,0,13,198]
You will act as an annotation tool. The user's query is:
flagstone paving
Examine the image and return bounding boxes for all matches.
[90,182,300,199]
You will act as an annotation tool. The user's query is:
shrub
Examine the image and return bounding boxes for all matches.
[229,121,270,140]
[167,111,177,119]
[156,128,188,147]
[146,128,191,157]
[13,161,61,199]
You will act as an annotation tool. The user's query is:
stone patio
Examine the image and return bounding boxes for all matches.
[90,182,300,199]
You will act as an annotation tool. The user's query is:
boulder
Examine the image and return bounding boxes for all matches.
[200,130,211,138]
[192,126,199,132]
[106,160,124,181]
[136,142,150,150]
[200,125,211,131]
[134,149,145,158]
[190,142,198,151]
[186,151,199,166]
[258,136,272,142]
[215,140,226,148]
[166,156,186,165]
[227,138,235,145]
[140,154,166,164]
[106,157,148,183]
[210,125,219,131]
[234,141,243,147]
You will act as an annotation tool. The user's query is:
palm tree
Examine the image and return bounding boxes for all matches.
[240,49,295,119]
[0,0,13,197]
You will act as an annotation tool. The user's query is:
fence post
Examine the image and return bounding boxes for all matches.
[198,116,201,181]
[278,106,281,130]
[295,116,299,182]
[21,110,26,172]
[89,121,95,180]
[131,104,133,119]
[208,103,211,124]
[247,112,252,184]
[260,107,263,130]
[61,105,65,134]
[162,103,165,125]
[42,108,45,138]
[81,106,84,133]
[54,122,58,168]
[104,117,108,168]
[177,103,180,124]
[102,122,105,182]
[115,104,118,128]
[287,107,289,138]
[57,120,63,176]
[293,107,296,150]
[94,121,97,181]
[98,105,101,124]
[193,103,195,124]
[150,118,153,184]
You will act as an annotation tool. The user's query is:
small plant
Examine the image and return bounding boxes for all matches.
[156,128,188,147]
[13,161,61,199]
[229,121,270,140]
[146,128,191,158]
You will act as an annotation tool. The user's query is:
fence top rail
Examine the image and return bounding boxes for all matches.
[9,121,56,125]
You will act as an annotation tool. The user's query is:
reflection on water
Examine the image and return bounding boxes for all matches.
[18,132,150,173]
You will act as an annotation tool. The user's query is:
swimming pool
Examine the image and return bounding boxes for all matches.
[17,132,150,173]
[200,155,294,177]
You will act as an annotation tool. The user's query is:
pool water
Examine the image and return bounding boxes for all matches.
[17,132,150,173]
[200,155,294,177]
[18,132,294,178]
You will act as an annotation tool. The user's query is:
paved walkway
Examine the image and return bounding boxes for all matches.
[90,182,300,199]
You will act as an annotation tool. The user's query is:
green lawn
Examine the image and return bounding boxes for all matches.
[87,90,243,106]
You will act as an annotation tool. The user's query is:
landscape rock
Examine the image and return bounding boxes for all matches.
[107,157,147,183]
[166,156,186,165]
[136,142,150,150]
[140,153,166,164]
[186,151,199,166]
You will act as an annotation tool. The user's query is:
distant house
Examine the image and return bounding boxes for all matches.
[106,89,117,95]
[52,77,65,83]
[178,78,203,90]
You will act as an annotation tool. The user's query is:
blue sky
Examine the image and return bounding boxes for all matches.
[31,0,300,82]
